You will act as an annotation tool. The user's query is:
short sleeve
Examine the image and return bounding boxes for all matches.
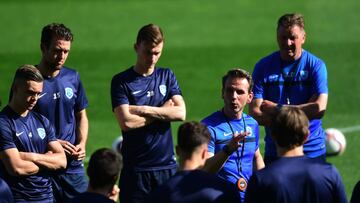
[0,118,16,151]
[111,75,129,110]
[311,61,328,95]
[74,72,89,112]
[167,69,182,97]
[252,62,264,99]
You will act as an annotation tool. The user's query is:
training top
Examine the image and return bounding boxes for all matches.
[111,67,182,171]
[245,156,348,203]
[145,170,241,203]
[0,106,57,202]
[202,111,260,202]
[34,66,88,173]
[252,50,328,158]
[0,177,14,203]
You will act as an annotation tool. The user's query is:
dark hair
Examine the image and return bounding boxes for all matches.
[277,13,305,30]
[222,68,253,93]
[271,106,309,149]
[177,121,211,156]
[87,148,122,189]
[136,24,164,45]
[41,23,73,48]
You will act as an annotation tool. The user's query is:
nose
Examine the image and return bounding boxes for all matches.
[287,38,293,46]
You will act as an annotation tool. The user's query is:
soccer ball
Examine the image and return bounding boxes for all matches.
[325,128,346,156]
[112,136,123,154]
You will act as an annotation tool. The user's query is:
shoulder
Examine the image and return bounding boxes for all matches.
[201,111,223,126]
[244,113,258,125]
[255,51,280,67]
[302,50,326,67]
[111,67,134,83]
[61,66,78,76]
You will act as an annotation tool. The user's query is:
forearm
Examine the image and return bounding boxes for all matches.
[20,151,66,170]
[0,149,39,176]
[133,105,186,121]
[295,102,326,120]
[76,111,89,146]
[253,149,265,170]
[203,152,230,174]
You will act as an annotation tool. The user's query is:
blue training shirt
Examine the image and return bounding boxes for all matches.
[0,177,14,203]
[111,67,181,171]
[0,106,57,202]
[34,66,88,173]
[245,156,348,203]
[252,50,328,158]
[202,111,260,202]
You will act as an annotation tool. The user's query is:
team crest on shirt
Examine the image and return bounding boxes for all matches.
[37,128,46,139]
[300,70,308,79]
[245,126,253,137]
[159,85,167,97]
[65,87,74,99]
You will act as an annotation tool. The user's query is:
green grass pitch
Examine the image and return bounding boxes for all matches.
[1,0,359,199]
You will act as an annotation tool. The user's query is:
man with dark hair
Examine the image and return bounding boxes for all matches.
[33,23,89,202]
[202,68,264,203]
[111,23,186,203]
[0,65,66,202]
[245,107,347,203]
[250,13,328,164]
[146,121,241,203]
[67,148,122,203]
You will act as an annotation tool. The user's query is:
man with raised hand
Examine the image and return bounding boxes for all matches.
[202,68,264,203]
[0,65,66,202]
[34,23,89,202]
[111,24,186,203]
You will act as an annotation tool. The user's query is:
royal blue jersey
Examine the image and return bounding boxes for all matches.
[66,192,115,203]
[145,170,241,203]
[252,50,328,158]
[34,66,88,173]
[245,156,348,203]
[0,106,57,202]
[0,177,14,203]
[202,111,260,202]
[111,67,181,171]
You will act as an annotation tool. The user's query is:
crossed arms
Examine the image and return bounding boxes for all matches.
[0,141,66,176]
[249,93,328,126]
[114,95,186,131]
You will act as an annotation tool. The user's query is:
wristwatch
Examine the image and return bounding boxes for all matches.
[222,145,234,156]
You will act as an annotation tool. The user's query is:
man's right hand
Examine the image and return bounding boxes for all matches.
[57,139,78,157]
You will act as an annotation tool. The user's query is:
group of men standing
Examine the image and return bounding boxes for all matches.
[0,13,351,203]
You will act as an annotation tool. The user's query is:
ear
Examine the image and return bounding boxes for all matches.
[302,31,306,44]
[247,91,254,104]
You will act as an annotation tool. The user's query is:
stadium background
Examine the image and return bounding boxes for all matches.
[0,0,359,199]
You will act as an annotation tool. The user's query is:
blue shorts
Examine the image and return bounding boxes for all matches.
[52,172,88,203]
[119,168,177,203]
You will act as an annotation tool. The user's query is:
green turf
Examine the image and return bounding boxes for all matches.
[1,0,359,199]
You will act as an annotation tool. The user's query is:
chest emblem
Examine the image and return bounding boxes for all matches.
[37,128,46,140]
[65,87,74,99]
[159,85,167,97]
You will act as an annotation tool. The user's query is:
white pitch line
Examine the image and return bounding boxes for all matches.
[338,125,360,134]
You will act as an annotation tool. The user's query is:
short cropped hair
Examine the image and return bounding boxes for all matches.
[9,65,43,101]
[222,68,253,93]
[87,148,122,190]
[13,65,44,84]
[271,106,309,149]
[277,13,305,30]
[41,23,73,48]
[136,24,164,45]
[177,121,211,156]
